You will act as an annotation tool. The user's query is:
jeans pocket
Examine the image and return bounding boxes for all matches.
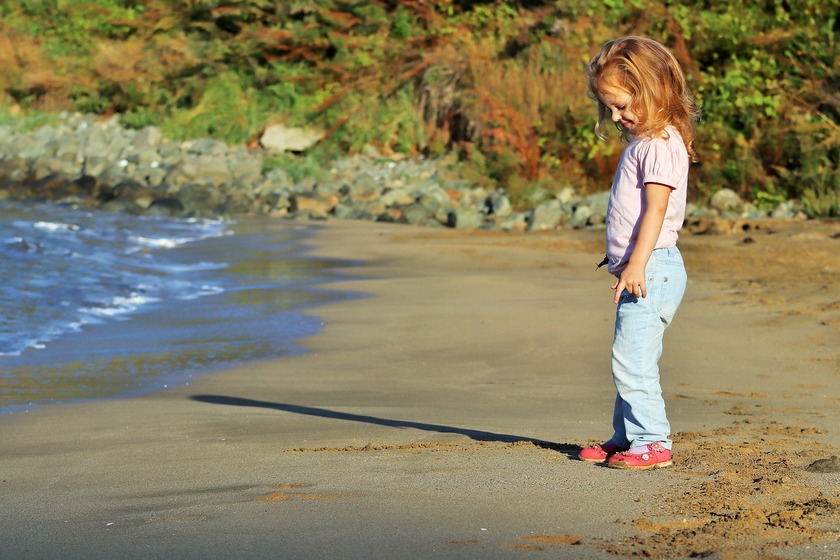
[656,266,686,321]
[619,291,638,305]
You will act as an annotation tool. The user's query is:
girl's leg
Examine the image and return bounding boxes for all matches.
[611,247,686,450]
[610,393,630,448]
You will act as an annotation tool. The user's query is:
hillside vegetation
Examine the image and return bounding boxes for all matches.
[0,0,837,215]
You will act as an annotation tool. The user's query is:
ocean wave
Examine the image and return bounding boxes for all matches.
[0,200,232,357]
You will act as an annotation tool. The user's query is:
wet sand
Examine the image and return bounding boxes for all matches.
[2,217,840,559]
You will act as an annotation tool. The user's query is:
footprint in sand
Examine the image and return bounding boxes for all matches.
[257,483,353,502]
[806,455,840,473]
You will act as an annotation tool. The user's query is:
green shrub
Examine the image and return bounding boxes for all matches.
[801,187,840,218]
[0,0,836,209]
[162,72,262,144]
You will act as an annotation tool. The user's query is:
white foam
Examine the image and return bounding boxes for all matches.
[178,285,225,300]
[80,293,160,319]
[129,235,185,249]
[33,221,80,232]
[152,261,229,273]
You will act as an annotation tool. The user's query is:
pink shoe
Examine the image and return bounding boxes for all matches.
[578,441,628,463]
[607,442,672,470]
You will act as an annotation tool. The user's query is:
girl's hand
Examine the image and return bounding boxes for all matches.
[611,264,646,304]
[610,182,671,304]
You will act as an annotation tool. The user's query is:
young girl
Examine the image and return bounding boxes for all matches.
[579,36,700,469]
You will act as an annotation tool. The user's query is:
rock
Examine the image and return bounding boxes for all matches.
[460,186,489,209]
[582,191,610,220]
[740,202,766,219]
[379,187,414,207]
[125,147,161,167]
[158,141,183,160]
[312,178,345,197]
[163,158,200,191]
[97,162,135,191]
[346,175,381,201]
[228,155,264,187]
[447,208,484,230]
[148,197,185,216]
[486,190,513,217]
[290,192,338,217]
[263,167,292,191]
[528,200,563,231]
[403,203,433,226]
[569,204,592,229]
[500,212,529,232]
[132,165,168,188]
[72,175,98,197]
[185,138,228,156]
[771,201,797,219]
[710,188,743,213]
[134,194,155,210]
[54,138,84,165]
[417,188,450,214]
[194,154,233,186]
[102,178,145,203]
[83,155,112,178]
[260,190,292,215]
[687,205,720,219]
[0,112,807,231]
[28,173,77,199]
[177,182,226,216]
[556,186,577,204]
[375,209,404,224]
[522,187,550,208]
[806,456,840,473]
[260,124,322,153]
[131,126,163,149]
[29,157,63,181]
[221,183,258,215]
[332,202,370,220]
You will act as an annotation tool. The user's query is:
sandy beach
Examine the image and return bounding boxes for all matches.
[3,217,840,559]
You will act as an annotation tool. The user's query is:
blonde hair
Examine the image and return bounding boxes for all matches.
[586,36,700,162]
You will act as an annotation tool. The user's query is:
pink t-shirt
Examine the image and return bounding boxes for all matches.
[605,126,689,275]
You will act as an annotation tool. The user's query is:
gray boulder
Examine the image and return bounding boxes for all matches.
[447,208,484,230]
[260,124,322,153]
[710,188,743,213]
[486,190,513,217]
[528,200,563,231]
[131,126,164,149]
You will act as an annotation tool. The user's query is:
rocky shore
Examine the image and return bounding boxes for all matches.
[0,112,804,230]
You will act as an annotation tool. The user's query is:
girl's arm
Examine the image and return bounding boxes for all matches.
[611,182,671,304]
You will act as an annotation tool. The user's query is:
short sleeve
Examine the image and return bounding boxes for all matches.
[637,135,688,190]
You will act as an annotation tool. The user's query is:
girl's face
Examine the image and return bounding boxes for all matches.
[598,86,640,134]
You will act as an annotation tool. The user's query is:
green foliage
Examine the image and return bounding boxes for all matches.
[390,6,413,40]
[801,187,840,218]
[0,104,61,130]
[1,0,142,57]
[120,107,157,130]
[752,187,788,213]
[1,0,837,212]
[161,72,263,144]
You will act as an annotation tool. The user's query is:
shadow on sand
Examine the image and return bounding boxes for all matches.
[190,394,581,458]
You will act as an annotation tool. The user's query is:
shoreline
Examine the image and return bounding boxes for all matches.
[2,218,840,559]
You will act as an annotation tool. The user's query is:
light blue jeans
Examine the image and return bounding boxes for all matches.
[610,246,686,451]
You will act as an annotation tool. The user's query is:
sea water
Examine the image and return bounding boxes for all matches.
[0,200,356,414]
